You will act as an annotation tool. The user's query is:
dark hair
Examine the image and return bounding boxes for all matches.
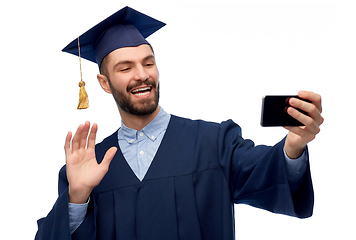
[99,55,109,78]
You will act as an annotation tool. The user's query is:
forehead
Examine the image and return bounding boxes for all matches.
[106,44,154,64]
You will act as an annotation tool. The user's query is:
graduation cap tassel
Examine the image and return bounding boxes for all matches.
[77,37,89,109]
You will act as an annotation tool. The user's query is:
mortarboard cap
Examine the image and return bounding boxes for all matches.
[62,6,165,69]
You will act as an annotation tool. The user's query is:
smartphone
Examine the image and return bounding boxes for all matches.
[260,95,311,127]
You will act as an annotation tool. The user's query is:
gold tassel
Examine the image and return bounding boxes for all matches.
[77,80,89,109]
[77,37,88,109]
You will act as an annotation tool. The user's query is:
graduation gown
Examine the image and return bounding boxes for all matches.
[35,115,314,240]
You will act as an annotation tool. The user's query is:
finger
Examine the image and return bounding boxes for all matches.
[287,107,322,143]
[286,106,309,124]
[287,107,319,133]
[289,98,323,126]
[72,124,84,152]
[79,121,91,149]
[64,131,72,158]
[87,123,98,150]
[298,91,322,113]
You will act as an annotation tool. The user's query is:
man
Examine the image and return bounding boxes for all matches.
[35,6,323,240]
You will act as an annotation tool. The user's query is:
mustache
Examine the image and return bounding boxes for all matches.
[126,79,157,92]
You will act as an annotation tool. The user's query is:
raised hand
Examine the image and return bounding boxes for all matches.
[284,91,324,159]
[64,121,117,203]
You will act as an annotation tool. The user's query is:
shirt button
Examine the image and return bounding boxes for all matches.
[151,136,155,140]
[139,132,144,137]
[130,139,134,143]
[140,151,144,155]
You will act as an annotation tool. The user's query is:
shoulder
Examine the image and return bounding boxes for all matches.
[168,116,245,153]
[170,115,241,136]
[170,114,220,129]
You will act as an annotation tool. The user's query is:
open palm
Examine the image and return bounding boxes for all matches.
[64,121,117,203]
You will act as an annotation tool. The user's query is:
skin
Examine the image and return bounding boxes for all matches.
[65,44,324,204]
[97,44,160,130]
[284,91,324,158]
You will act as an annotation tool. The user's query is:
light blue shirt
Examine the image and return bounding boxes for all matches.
[118,108,171,181]
[68,109,307,234]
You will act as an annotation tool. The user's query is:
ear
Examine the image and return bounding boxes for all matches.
[97,74,112,94]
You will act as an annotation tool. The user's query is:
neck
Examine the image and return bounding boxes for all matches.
[119,106,161,131]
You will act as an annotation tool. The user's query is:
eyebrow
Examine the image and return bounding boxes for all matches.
[143,55,155,62]
[112,54,155,71]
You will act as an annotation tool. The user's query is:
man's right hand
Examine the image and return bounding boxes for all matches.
[64,121,117,204]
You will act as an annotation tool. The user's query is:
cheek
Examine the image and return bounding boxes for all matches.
[110,76,131,91]
[151,68,159,82]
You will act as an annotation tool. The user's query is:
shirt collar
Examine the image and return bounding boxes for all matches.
[118,107,171,143]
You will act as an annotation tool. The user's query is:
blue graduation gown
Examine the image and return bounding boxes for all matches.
[35,115,314,240]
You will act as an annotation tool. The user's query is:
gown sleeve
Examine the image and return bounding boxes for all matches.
[35,166,97,240]
[217,120,314,218]
[35,166,71,240]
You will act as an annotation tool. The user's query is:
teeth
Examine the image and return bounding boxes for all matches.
[135,91,150,96]
[132,86,151,93]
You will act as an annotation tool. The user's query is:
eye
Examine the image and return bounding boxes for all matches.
[119,67,131,72]
[145,62,155,67]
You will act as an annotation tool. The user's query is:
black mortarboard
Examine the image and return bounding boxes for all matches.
[62,6,165,69]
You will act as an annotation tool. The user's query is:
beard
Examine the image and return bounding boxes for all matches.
[108,78,160,116]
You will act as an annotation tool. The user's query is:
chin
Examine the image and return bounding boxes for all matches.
[119,98,159,116]
[113,82,160,116]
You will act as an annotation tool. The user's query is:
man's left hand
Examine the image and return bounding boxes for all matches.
[284,91,324,159]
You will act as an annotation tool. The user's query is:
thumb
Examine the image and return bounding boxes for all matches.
[100,147,117,170]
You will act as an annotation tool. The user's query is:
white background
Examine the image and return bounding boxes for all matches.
[1,0,355,239]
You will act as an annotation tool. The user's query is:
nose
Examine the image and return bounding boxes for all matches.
[133,65,149,81]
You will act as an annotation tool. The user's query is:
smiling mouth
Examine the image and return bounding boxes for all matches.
[131,86,152,97]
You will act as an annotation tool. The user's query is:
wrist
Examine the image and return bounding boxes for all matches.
[68,185,92,204]
[284,145,305,159]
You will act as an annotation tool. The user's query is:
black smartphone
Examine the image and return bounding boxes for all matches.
[260,95,311,127]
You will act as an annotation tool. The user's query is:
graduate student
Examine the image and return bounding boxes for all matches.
[35,6,324,240]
